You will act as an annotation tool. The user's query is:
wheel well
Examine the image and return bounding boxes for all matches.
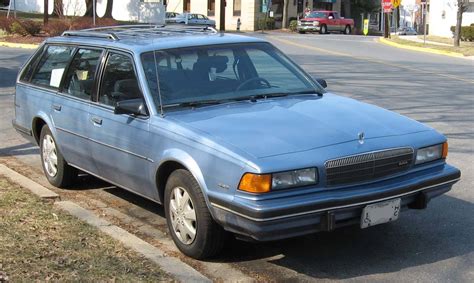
[32,118,46,145]
[156,161,186,203]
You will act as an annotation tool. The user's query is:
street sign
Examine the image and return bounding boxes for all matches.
[363,19,369,36]
[382,0,392,13]
[391,0,400,8]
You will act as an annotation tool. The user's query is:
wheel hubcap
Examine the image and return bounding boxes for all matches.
[42,134,58,177]
[169,187,197,245]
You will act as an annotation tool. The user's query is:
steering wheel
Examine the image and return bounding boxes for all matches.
[235,77,271,92]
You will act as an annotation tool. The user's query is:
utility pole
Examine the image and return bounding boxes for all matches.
[219,0,226,31]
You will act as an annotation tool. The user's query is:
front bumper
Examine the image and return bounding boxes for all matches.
[210,164,460,241]
[297,25,320,32]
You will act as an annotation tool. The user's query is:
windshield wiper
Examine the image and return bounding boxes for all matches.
[174,100,223,108]
[233,93,289,101]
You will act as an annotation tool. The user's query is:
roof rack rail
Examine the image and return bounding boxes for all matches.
[62,30,118,40]
[83,24,164,32]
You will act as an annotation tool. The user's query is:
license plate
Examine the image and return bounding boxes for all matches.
[360,198,401,229]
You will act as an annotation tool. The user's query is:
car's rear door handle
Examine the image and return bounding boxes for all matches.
[91,117,102,125]
[52,104,61,111]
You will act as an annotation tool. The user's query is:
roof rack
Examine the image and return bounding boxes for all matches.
[61,24,218,41]
[62,30,119,40]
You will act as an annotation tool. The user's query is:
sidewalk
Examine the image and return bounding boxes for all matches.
[400,35,451,46]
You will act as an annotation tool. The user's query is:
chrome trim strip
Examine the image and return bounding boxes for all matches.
[56,126,154,163]
[325,147,414,169]
[210,178,460,222]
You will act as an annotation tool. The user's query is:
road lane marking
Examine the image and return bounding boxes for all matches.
[269,36,474,84]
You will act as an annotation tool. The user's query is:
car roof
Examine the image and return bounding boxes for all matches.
[45,25,266,54]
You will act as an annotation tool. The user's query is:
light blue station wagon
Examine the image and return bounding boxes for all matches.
[13,25,461,259]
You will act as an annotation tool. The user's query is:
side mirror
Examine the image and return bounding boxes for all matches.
[328,16,334,20]
[316,78,328,89]
[114,98,148,116]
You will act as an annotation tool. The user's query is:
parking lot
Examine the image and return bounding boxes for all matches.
[1,32,473,281]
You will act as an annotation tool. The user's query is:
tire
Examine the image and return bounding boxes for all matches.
[320,24,327,34]
[344,25,351,35]
[164,169,227,259]
[298,30,306,34]
[39,125,77,188]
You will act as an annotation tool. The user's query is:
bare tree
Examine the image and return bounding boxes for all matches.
[103,0,114,18]
[84,0,98,17]
[44,0,49,24]
[52,0,64,18]
[454,0,469,47]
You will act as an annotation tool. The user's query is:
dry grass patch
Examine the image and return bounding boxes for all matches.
[0,177,170,282]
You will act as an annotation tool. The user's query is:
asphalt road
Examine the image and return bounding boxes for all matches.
[0,33,473,282]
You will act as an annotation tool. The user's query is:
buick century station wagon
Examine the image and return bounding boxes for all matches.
[13,25,461,259]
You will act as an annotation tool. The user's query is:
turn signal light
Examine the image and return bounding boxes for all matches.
[442,142,448,159]
[238,173,271,193]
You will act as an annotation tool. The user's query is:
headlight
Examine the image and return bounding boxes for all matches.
[416,143,447,165]
[238,168,318,193]
[272,168,318,190]
[313,21,319,26]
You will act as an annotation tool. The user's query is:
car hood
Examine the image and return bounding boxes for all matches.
[167,94,431,159]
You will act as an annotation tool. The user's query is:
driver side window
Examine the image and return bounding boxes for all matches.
[99,52,143,107]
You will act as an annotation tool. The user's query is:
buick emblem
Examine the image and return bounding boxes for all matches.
[358,132,365,145]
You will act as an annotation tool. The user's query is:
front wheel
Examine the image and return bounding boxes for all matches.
[320,24,327,34]
[164,169,227,259]
[344,25,351,35]
[39,125,77,187]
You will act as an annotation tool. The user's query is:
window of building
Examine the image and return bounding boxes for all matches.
[208,0,215,16]
[31,45,75,89]
[62,48,103,100]
[233,0,241,16]
[99,53,142,107]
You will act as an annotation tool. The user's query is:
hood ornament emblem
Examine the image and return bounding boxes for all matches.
[358,132,365,145]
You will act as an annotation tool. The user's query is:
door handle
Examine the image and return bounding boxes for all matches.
[91,117,102,125]
[52,104,62,111]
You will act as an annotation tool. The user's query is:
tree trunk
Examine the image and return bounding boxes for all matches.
[52,0,64,17]
[84,0,97,17]
[282,0,289,28]
[454,0,464,47]
[103,0,113,18]
[43,0,49,25]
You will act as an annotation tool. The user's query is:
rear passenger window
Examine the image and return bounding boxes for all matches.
[99,53,142,106]
[62,48,102,100]
[19,45,45,83]
[31,45,75,89]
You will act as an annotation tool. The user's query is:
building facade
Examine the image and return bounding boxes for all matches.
[426,0,474,37]
[165,0,346,30]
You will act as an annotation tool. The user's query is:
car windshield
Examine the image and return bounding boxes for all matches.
[306,12,327,18]
[141,42,322,109]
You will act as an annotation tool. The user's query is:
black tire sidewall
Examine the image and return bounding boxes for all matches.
[320,25,327,34]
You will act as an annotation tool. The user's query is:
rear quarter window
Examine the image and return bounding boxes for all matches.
[30,45,75,89]
[19,45,45,83]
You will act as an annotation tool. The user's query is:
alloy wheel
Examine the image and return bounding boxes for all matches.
[42,134,58,177]
[169,186,197,245]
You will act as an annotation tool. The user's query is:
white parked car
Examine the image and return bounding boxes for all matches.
[396,27,417,35]
[169,13,216,27]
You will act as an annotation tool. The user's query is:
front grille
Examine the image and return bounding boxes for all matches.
[300,21,314,26]
[325,148,414,186]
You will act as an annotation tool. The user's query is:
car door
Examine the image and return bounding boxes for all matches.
[87,50,156,199]
[327,12,337,31]
[28,45,97,173]
[333,12,342,31]
[53,47,104,173]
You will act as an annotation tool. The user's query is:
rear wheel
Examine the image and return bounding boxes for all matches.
[344,25,351,35]
[320,24,327,34]
[164,169,227,259]
[39,125,77,187]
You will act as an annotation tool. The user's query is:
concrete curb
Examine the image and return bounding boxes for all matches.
[0,41,39,49]
[55,201,211,282]
[378,37,467,59]
[0,164,59,199]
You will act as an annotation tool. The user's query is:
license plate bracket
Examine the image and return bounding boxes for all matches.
[360,198,401,229]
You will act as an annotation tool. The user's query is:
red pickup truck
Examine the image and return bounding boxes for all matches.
[297,11,354,34]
